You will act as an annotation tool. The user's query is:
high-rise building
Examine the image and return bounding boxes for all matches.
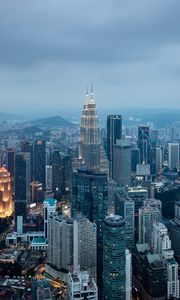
[107,114,122,178]
[79,90,100,173]
[52,151,72,197]
[131,147,140,172]
[6,148,15,177]
[72,169,108,296]
[46,165,52,191]
[31,181,44,203]
[170,202,180,261]
[67,271,98,300]
[114,188,134,251]
[14,153,31,231]
[21,141,34,181]
[0,167,13,218]
[44,198,57,239]
[47,214,97,281]
[126,249,132,300]
[139,205,161,244]
[156,146,163,174]
[168,142,179,171]
[127,187,148,243]
[103,215,126,300]
[138,125,150,164]
[34,141,46,190]
[113,139,131,186]
[152,223,179,299]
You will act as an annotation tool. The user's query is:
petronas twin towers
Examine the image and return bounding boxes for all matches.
[80,88,100,173]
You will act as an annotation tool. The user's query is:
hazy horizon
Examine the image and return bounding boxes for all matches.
[0,0,180,112]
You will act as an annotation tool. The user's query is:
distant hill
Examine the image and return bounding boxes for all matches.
[29,115,76,128]
[0,112,20,122]
[140,112,180,128]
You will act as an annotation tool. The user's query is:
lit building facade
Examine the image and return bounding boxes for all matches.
[0,167,13,218]
[79,90,100,173]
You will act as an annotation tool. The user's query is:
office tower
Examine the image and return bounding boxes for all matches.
[107,114,122,177]
[133,244,166,300]
[107,179,117,214]
[170,202,180,261]
[113,139,131,186]
[168,142,179,171]
[46,165,52,191]
[153,223,179,299]
[103,215,126,300]
[31,181,43,203]
[21,141,34,181]
[34,141,46,190]
[72,169,108,296]
[114,188,134,251]
[6,148,15,177]
[52,151,72,197]
[0,167,13,218]
[44,198,57,239]
[51,150,63,197]
[156,146,163,174]
[126,249,132,300]
[143,198,162,215]
[14,152,31,231]
[131,147,140,172]
[153,223,172,254]
[138,125,150,164]
[127,187,148,243]
[67,271,98,300]
[47,214,97,281]
[79,89,100,173]
[139,205,161,244]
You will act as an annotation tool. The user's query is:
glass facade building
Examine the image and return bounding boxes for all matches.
[103,215,126,300]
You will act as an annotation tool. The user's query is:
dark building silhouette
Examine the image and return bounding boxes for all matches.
[107,114,122,178]
[21,141,34,181]
[34,141,46,190]
[72,169,108,299]
[6,148,15,177]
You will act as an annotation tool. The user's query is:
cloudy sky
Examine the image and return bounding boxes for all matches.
[0,0,180,114]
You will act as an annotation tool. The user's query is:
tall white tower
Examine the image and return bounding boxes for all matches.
[80,87,100,173]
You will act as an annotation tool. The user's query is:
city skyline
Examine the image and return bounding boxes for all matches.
[0,0,180,113]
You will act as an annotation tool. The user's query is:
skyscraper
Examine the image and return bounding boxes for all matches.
[79,89,100,173]
[72,169,108,297]
[168,142,179,171]
[0,167,13,218]
[14,152,31,231]
[139,205,161,244]
[103,215,126,300]
[34,141,46,190]
[138,125,150,164]
[114,188,134,251]
[47,214,97,281]
[6,148,15,177]
[21,141,34,181]
[113,139,131,186]
[107,114,122,178]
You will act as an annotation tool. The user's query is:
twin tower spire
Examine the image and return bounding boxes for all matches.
[86,84,94,102]
[80,85,100,173]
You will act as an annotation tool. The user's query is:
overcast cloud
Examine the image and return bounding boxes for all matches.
[0,0,180,113]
